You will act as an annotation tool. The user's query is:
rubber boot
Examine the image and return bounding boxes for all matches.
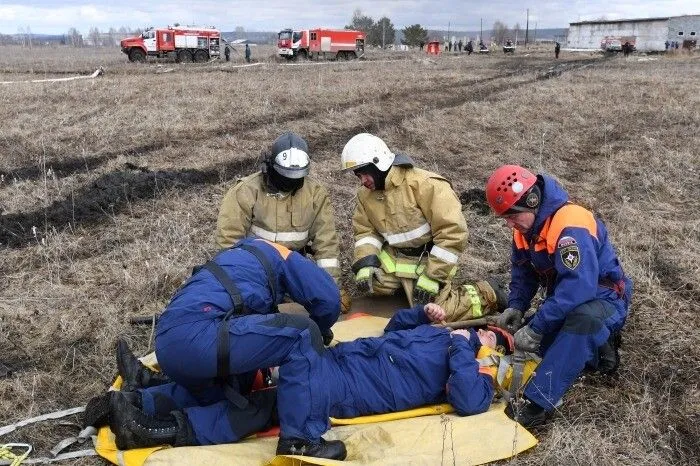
[485,279,509,311]
[276,437,347,460]
[109,391,196,449]
[83,390,141,428]
[597,331,621,375]
[505,398,547,429]
[116,338,170,392]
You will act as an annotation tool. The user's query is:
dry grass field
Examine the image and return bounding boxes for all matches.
[0,44,698,465]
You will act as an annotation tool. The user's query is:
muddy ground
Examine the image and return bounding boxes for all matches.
[0,46,698,464]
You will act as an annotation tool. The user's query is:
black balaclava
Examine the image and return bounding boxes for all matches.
[266,165,304,193]
[354,164,390,191]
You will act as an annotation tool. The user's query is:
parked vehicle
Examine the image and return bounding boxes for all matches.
[277,28,366,60]
[120,26,221,63]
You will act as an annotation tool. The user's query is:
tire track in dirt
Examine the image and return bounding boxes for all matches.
[0,58,601,249]
[1,58,572,181]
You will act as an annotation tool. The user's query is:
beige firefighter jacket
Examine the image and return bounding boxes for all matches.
[352,166,468,282]
[216,172,341,282]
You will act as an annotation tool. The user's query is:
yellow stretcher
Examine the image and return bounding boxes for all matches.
[95,316,537,466]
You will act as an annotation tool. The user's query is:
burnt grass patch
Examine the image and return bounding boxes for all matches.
[0,158,257,248]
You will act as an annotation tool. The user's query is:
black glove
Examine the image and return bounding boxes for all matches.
[322,329,334,346]
[496,307,524,334]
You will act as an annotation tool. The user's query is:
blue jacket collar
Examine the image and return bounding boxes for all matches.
[527,175,569,240]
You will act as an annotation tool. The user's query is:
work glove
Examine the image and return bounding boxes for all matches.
[355,267,383,294]
[514,325,542,353]
[496,307,524,334]
[413,274,441,307]
[321,329,334,346]
[340,288,352,314]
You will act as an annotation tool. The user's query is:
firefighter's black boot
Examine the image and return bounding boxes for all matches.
[83,390,141,428]
[597,331,621,375]
[486,279,509,311]
[276,437,347,460]
[116,338,169,392]
[109,391,196,449]
[505,398,547,429]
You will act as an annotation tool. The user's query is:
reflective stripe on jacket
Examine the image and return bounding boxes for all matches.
[352,167,468,282]
[216,172,341,282]
[508,175,632,335]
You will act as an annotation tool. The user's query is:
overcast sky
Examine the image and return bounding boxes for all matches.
[1,1,698,35]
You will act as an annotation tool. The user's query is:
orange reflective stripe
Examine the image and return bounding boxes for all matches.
[533,217,552,252]
[513,231,528,250]
[257,239,291,259]
[545,204,597,253]
[479,366,497,378]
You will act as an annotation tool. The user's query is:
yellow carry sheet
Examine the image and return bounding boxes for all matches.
[96,315,538,466]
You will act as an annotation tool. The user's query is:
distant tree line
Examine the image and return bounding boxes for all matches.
[345,9,433,48]
[0,26,143,47]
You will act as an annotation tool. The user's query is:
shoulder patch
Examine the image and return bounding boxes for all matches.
[560,245,580,270]
[557,236,577,248]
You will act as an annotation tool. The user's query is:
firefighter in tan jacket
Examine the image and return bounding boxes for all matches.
[341,133,505,320]
[217,132,350,312]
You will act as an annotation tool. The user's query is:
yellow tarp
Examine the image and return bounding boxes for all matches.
[95,314,538,466]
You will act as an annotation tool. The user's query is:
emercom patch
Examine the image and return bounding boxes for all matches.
[560,245,580,270]
[557,236,577,248]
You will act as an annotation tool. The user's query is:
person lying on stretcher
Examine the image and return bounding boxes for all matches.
[85,304,526,461]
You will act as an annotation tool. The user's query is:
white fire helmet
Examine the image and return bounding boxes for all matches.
[269,132,310,179]
[341,133,395,172]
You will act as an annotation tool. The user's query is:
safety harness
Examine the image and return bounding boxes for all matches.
[197,243,279,410]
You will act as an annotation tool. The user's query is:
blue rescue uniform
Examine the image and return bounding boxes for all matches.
[139,239,340,445]
[509,175,632,409]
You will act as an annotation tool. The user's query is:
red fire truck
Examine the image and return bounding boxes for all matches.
[278,28,365,60]
[120,26,221,63]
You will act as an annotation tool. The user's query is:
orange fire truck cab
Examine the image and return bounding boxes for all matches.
[278,28,365,60]
[120,26,221,63]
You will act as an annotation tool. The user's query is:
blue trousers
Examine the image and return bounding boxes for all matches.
[524,298,627,409]
[140,313,328,445]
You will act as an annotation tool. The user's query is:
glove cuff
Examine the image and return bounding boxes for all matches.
[351,254,381,274]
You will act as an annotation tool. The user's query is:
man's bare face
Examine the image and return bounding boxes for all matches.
[502,211,535,234]
[477,329,497,349]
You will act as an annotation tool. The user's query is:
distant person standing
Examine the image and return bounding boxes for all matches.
[664,40,670,51]
[224,45,231,62]
[466,40,473,55]
[554,42,561,59]
[458,39,463,52]
[245,43,251,63]
[419,41,425,51]
[623,41,631,57]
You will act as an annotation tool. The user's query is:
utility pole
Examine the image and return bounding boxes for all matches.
[448,21,451,42]
[525,8,529,46]
[382,20,386,48]
[480,18,482,43]
[533,22,537,43]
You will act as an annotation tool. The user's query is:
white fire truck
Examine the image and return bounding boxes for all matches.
[120,26,221,63]
[277,28,366,60]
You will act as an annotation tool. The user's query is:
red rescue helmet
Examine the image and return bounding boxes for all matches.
[487,325,514,355]
[486,165,538,216]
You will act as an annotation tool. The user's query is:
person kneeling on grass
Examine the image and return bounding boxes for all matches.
[86,303,527,461]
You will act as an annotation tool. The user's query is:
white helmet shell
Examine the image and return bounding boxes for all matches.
[269,132,310,179]
[341,133,395,172]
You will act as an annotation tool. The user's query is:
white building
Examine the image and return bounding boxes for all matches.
[567,15,700,51]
